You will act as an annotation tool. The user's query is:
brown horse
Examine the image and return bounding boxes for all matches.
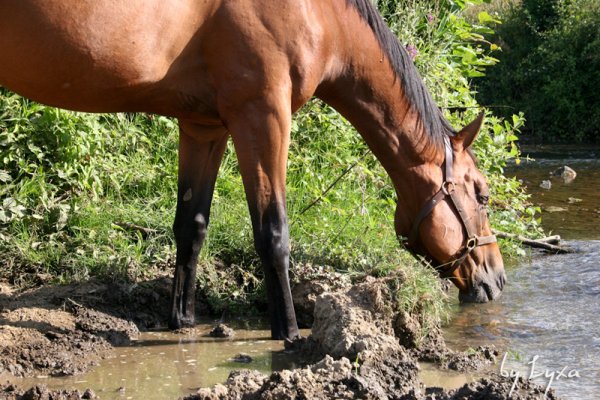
[0,0,506,340]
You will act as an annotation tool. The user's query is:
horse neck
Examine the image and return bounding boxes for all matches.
[315,0,444,198]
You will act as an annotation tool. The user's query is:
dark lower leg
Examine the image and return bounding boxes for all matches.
[170,215,205,328]
[169,126,227,329]
[253,203,299,340]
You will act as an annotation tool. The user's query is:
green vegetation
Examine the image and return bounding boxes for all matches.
[474,0,600,142]
[0,1,542,330]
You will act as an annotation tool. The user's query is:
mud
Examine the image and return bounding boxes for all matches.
[0,273,559,399]
[186,365,557,400]
[208,324,235,338]
[413,334,499,373]
[187,274,559,400]
[0,279,171,378]
[0,383,97,400]
[290,264,352,328]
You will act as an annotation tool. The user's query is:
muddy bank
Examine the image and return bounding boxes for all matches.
[0,383,97,400]
[0,273,559,399]
[188,275,558,400]
[186,362,557,400]
[0,279,171,378]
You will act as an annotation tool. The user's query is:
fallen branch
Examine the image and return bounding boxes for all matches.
[494,231,575,254]
[534,235,561,245]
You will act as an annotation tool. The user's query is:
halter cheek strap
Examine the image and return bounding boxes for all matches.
[404,135,497,275]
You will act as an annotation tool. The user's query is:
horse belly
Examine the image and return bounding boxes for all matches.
[0,0,211,114]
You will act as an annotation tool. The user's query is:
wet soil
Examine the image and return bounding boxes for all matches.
[0,383,97,400]
[0,272,559,399]
[0,278,173,378]
[188,274,557,399]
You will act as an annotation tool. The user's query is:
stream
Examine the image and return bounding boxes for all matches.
[444,145,600,399]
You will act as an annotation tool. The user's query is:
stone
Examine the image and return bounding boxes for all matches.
[540,180,552,190]
[208,323,234,338]
[551,165,577,183]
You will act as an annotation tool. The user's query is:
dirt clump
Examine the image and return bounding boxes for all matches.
[290,264,352,328]
[312,276,400,358]
[186,355,403,400]
[439,375,559,399]
[0,383,97,400]
[61,299,139,346]
[0,316,111,377]
[188,275,426,399]
[208,323,235,338]
[413,333,499,372]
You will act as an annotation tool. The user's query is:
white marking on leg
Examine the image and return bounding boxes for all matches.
[183,188,193,202]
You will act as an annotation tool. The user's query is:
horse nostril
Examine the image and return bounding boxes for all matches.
[498,273,507,290]
[481,282,494,301]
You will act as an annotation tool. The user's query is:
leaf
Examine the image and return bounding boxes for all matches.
[478,11,500,24]
[0,170,11,182]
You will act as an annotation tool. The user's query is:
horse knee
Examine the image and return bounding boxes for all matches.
[173,212,209,249]
[255,224,290,271]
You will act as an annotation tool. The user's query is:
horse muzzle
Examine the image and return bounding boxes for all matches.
[459,270,506,303]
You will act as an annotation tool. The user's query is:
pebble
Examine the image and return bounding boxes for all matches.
[231,353,253,363]
[209,323,235,338]
[540,180,552,190]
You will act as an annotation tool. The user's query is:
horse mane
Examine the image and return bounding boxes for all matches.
[346,0,455,154]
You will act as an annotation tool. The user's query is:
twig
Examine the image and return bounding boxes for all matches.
[494,231,575,254]
[114,222,158,237]
[294,152,368,219]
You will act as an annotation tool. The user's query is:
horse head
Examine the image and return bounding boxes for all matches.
[397,114,506,303]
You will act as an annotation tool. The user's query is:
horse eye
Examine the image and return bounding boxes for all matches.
[477,194,489,205]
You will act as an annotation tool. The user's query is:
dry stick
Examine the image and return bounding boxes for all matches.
[494,231,576,254]
[114,222,158,237]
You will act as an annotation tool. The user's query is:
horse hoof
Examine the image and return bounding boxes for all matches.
[168,314,195,330]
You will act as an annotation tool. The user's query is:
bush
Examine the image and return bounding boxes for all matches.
[474,0,600,142]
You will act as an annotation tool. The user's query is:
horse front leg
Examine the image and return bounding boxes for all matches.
[223,97,299,341]
[169,122,228,329]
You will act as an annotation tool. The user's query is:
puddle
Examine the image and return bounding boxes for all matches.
[5,321,309,399]
[418,362,480,391]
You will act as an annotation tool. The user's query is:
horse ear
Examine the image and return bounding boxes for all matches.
[454,112,485,151]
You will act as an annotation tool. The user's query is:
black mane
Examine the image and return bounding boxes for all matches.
[346,0,455,152]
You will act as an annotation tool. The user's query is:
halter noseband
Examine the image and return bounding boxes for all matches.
[404,135,497,276]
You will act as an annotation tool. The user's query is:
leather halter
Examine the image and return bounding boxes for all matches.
[404,135,497,275]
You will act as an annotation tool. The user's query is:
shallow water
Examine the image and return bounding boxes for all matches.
[509,145,600,239]
[445,241,600,399]
[419,362,477,390]
[9,321,308,399]
[444,146,600,399]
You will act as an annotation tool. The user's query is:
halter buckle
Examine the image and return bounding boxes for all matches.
[441,181,455,195]
[466,236,478,251]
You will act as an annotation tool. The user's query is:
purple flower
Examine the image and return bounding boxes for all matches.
[427,13,435,24]
[406,44,418,60]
